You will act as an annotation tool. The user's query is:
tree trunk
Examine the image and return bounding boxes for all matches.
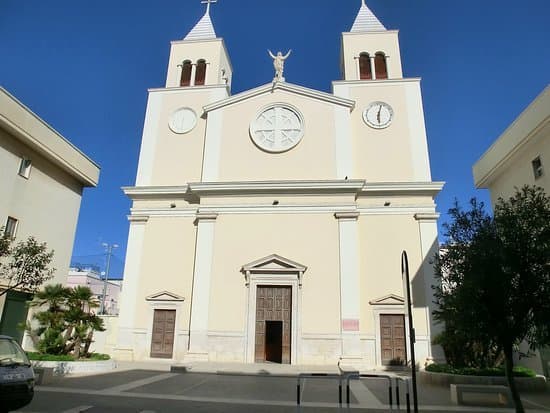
[504,343,524,413]
[73,337,81,359]
[83,330,94,357]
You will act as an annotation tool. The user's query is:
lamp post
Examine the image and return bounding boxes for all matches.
[100,243,118,314]
[401,250,418,413]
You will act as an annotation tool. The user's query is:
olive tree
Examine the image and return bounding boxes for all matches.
[0,232,55,297]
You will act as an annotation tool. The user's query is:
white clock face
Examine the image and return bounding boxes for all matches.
[250,104,304,153]
[363,102,394,129]
[169,107,197,134]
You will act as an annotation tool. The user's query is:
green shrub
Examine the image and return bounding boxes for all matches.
[26,352,110,361]
[27,352,75,361]
[425,363,536,377]
[87,353,110,361]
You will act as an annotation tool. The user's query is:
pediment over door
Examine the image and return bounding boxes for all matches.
[369,294,404,306]
[241,254,307,286]
[146,291,185,302]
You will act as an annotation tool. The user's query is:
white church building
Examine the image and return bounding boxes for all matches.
[115,1,444,369]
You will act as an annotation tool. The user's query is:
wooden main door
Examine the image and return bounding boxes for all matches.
[150,309,176,359]
[255,286,291,364]
[380,314,407,366]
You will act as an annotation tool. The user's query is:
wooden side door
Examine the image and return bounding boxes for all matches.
[150,309,176,359]
[255,286,292,364]
[380,314,407,365]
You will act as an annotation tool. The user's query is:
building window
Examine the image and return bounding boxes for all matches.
[359,53,372,80]
[375,52,388,79]
[195,59,207,86]
[18,158,32,178]
[4,217,18,239]
[180,60,192,87]
[532,156,544,179]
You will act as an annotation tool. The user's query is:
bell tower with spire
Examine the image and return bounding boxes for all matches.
[340,0,403,80]
[165,0,233,88]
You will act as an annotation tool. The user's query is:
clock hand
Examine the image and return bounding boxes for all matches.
[377,105,382,124]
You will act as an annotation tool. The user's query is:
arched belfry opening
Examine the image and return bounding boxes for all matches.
[195,59,207,86]
[241,254,307,365]
[375,52,388,79]
[359,52,372,80]
[180,60,192,87]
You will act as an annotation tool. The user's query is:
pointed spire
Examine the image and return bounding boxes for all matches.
[350,0,386,32]
[184,0,218,41]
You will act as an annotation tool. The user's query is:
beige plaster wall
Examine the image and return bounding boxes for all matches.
[133,216,196,331]
[145,88,225,186]
[207,213,341,335]
[214,90,339,182]
[342,31,403,81]
[486,126,550,204]
[359,214,428,335]
[348,81,426,182]
[0,128,84,286]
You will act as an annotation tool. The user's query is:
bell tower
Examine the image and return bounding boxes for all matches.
[340,0,403,80]
[165,0,233,89]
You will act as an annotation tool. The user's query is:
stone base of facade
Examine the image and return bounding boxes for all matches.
[113,348,135,361]
[183,352,210,362]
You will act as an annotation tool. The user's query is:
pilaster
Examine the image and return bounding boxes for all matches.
[115,215,149,360]
[186,211,218,360]
[414,213,444,363]
[334,211,363,368]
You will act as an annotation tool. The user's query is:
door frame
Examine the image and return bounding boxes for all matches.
[373,307,411,368]
[145,292,185,361]
[242,254,306,365]
[246,278,299,364]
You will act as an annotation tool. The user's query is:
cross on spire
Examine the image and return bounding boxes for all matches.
[201,0,217,14]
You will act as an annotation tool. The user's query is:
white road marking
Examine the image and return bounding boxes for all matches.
[349,380,384,407]
[60,406,93,413]
[108,372,177,393]
[523,397,550,411]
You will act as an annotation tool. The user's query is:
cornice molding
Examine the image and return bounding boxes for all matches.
[148,85,230,94]
[334,211,360,220]
[414,213,440,222]
[203,82,355,113]
[359,181,445,197]
[127,215,149,224]
[123,181,445,201]
[188,180,365,196]
[332,78,421,88]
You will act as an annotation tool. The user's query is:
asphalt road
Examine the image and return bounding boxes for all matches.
[14,369,550,413]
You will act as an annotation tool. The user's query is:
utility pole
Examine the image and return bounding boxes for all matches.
[401,250,419,413]
[100,243,118,315]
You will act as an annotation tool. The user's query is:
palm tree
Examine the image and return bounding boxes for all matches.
[65,286,104,358]
[28,284,70,354]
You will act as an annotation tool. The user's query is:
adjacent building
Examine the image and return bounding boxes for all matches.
[0,87,100,343]
[473,84,550,376]
[67,267,122,316]
[116,1,444,369]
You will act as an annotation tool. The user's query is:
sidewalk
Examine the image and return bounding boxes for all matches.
[109,360,550,412]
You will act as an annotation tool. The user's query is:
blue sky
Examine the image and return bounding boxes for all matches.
[1,0,549,272]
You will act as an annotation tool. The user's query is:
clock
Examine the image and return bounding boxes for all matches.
[363,102,394,129]
[250,104,304,153]
[169,107,197,134]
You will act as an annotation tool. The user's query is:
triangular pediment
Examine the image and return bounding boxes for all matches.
[146,291,185,302]
[203,82,355,114]
[242,254,307,273]
[369,294,404,306]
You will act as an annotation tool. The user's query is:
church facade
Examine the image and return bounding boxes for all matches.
[116,1,444,369]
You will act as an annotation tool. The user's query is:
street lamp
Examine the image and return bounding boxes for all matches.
[401,250,418,413]
[100,243,118,314]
